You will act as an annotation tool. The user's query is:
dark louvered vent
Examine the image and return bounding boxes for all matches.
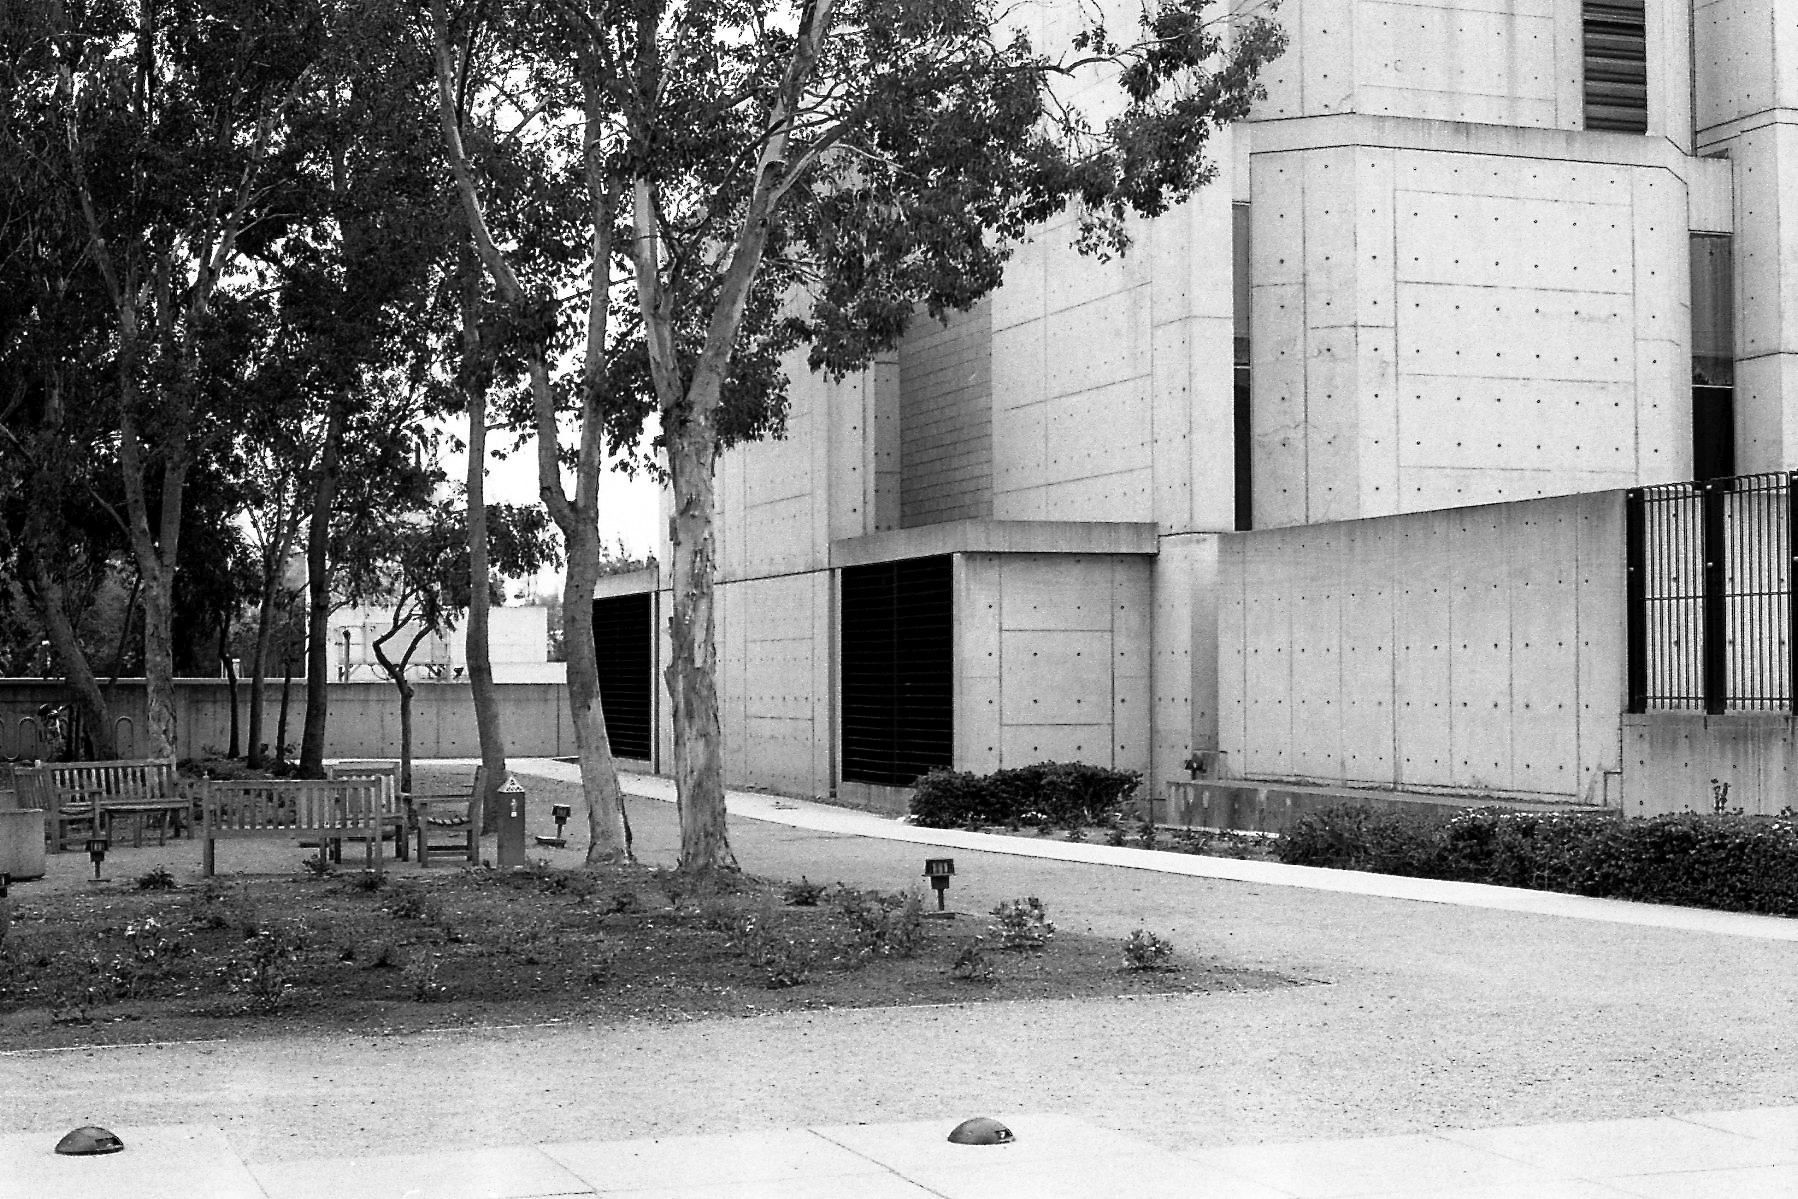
[1584,0,1647,133]
[591,592,654,761]
[841,556,954,786]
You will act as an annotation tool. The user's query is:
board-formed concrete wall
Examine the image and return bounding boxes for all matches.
[1218,490,1627,802]
[0,679,576,764]
[717,569,833,798]
[900,299,994,527]
[955,551,1153,776]
[1253,0,1691,145]
[1250,135,1694,528]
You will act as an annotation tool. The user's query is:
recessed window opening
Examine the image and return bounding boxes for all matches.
[840,556,953,786]
[591,592,654,761]
[1583,1,1648,133]
[1233,202,1252,531]
[1691,234,1735,480]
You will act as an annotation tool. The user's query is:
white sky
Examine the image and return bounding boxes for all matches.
[440,429,662,601]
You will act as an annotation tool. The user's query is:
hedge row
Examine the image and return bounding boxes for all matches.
[910,763,1143,829]
[1276,804,1798,917]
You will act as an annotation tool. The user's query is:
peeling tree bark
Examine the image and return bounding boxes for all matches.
[459,266,509,832]
[299,405,345,777]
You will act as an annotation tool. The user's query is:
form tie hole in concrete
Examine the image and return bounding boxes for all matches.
[55,1126,125,1156]
[948,1117,1014,1145]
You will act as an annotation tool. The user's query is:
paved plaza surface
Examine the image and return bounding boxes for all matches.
[3,760,1796,1196]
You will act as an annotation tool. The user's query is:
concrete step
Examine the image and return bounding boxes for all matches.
[1155,778,1613,836]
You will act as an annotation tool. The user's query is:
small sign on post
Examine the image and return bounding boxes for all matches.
[923,858,955,911]
[86,836,109,882]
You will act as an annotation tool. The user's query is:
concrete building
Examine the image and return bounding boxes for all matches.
[331,605,563,685]
[597,1,1798,819]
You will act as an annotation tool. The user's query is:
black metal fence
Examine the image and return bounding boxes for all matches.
[1626,472,1798,714]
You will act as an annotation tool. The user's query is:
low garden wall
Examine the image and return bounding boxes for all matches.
[0,679,575,763]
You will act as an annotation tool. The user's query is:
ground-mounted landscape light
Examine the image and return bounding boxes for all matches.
[537,801,574,848]
[86,835,109,881]
[55,1126,125,1155]
[947,1117,1013,1145]
[923,858,955,911]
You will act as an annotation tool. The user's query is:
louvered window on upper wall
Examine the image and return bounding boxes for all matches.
[1583,0,1647,132]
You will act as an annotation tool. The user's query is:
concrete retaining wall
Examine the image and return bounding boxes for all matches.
[0,679,575,763]
[1623,713,1798,817]
[1218,490,1628,804]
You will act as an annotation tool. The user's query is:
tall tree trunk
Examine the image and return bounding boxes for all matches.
[665,434,734,871]
[564,517,630,864]
[398,675,414,797]
[460,272,508,833]
[299,406,345,777]
[221,601,241,759]
[138,562,179,760]
[28,560,118,761]
[276,647,294,765]
[247,578,277,767]
[432,22,628,860]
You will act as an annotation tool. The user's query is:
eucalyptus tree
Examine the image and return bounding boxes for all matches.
[431,0,1283,870]
[338,494,557,794]
[1,7,132,754]
[276,2,460,777]
[46,0,333,761]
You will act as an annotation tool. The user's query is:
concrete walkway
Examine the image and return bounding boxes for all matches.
[6,1105,1796,1197]
[586,763,1798,943]
[4,760,1796,1196]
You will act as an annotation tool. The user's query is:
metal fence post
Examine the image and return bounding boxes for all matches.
[1625,489,1647,714]
[1702,479,1728,715]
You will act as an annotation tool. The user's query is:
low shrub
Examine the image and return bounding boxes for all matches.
[1122,929,1176,971]
[233,921,306,1008]
[989,897,1055,950]
[911,762,1142,829]
[385,881,442,923]
[834,886,928,959]
[951,940,996,983]
[135,866,177,891]
[1276,804,1798,916]
[783,877,828,907]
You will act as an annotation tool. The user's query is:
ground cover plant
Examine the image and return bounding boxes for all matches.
[0,863,1294,1050]
[1275,804,1798,917]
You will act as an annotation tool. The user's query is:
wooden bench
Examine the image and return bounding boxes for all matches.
[201,777,400,876]
[325,762,410,861]
[412,766,483,867]
[15,758,193,851]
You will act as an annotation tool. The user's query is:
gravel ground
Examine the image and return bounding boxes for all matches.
[4,763,1795,1163]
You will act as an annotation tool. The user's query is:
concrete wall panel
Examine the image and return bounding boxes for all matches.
[1000,631,1110,725]
[1286,528,1343,781]
[1337,519,1396,781]
[1506,507,1581,795]
[1445,509,1513,791]
[1220,491,1628,802]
